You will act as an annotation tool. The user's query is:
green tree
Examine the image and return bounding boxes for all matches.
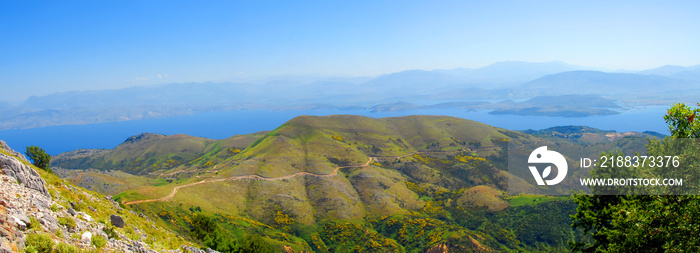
[25,146,52,173]
[239,235,276,253]
[570,103,700,252]
[664,103,700,138]
[190,214,239,253]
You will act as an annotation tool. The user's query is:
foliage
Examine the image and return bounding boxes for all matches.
[492,199,580,249]
[29,216,41,230]
[54,242,79,253]
[190,214,240,252]
[664,103,700,138]
[372,216,445,252]
[103,225,119,239]
[274,210,295,232]
[24,232,54,253]
[319,221,403,252]
[570,102,700,252]
[57,216,76,229]
[92,234,108,249]
[238,235,276,253]
[25,145,52,173]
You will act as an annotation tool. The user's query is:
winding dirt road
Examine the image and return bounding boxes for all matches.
[124,157,376,205]
[123,150,463,205]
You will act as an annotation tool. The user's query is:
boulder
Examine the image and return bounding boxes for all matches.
[81,231,92,244]
[40,215,60,231]
[67,208,77,216]
[31,197,50,210]
[11,212,29,227]
[81,212,92,222]
[12,216,26,231]
[110,214,125,228]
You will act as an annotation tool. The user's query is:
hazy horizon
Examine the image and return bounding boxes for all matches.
[2,1,700,103]
[2,60,698,105]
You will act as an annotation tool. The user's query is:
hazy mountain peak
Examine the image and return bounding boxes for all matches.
[123,133,165,144]
[639,64,700,82]
[481,60,574,69]
[640,65,689,76]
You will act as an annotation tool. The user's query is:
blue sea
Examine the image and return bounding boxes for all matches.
[0,106,670,155]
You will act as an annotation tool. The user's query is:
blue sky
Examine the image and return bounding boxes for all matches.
[1,0,699,103]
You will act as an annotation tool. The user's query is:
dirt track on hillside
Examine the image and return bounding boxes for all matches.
[123,150,461,205]
[123,157,375,205]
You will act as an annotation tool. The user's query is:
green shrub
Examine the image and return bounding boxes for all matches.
[24,245,38,253]
[28,216,41,230]
[50,204,59,212]
[72,201,88,212]
[239,235,275,253]
[24,232,54,253]
[92,234,107,249]
[103,226,119,239]
[53,243,78,253]
[57,217,76,229]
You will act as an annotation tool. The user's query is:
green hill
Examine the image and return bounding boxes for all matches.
[53,131,268,176]
[51,115,655,252]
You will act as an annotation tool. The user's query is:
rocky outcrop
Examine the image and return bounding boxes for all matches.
[0,173,57,251]
[0,152,49,197]
[0,141,189,252]
[0,140,28,163]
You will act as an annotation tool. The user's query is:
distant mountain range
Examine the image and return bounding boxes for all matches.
[639,64,700,81]
[1,61,699,130]
[434,60,583,84]
[520,70,700,98]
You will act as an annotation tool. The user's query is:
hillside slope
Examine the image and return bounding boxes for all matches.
[53,131,267,176]
[0,141,202,252]
[51,115,658,252]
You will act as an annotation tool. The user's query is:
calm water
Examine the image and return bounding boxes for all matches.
[0,106,670,155]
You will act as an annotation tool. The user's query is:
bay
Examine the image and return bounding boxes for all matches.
[0,106,669,155]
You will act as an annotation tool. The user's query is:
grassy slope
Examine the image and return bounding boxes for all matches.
[0,148,196,251]
[125,115,544,251]
[51,115,653,252]
[52,131,268,176]
[199,115,521,221]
